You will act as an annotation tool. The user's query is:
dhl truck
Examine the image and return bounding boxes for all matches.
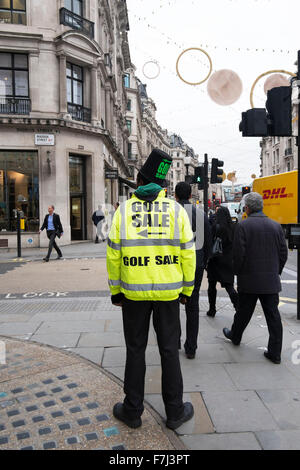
[237,171,297,232]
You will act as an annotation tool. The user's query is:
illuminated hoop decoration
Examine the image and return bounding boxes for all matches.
[250,70,296,108]
[176,47,213,86]
[142,60,161,80]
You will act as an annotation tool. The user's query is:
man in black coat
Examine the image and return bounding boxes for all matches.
[40,205,63,262]
[175,182,212,359]
[223,192,288,364]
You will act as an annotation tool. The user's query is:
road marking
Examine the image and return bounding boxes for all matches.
[280,297,297,303]
[281,280,297,284]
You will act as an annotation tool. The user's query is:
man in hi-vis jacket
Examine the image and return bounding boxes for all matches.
[107,149,196,430]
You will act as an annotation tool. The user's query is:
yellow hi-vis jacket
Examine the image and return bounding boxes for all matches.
[106,190,196,301]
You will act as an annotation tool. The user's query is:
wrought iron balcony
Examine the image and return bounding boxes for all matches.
[60,8,94,39]
[0,97,31,115]
[68,103,91,123]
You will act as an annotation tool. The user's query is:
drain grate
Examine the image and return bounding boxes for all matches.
[0,300,102,315]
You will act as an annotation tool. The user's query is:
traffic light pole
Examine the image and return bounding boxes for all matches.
[204,154,209,214]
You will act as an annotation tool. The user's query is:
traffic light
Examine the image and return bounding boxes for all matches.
[211,158,224,184]
[212,192,216,201]
[239,108,268,137]
[266,86,292,137]
[195,165,205,190]
[242,186,251,196]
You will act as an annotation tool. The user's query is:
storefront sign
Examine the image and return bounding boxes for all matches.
[105,169,119,179]
[34,134,55,146]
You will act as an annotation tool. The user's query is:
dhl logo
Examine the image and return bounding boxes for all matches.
[263,187,294,200]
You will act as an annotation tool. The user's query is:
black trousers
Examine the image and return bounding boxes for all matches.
[208,279,238,311]
[122,298,184,421]
[183,266,204,355]
[231,293,283,359]
[46,230,62,259]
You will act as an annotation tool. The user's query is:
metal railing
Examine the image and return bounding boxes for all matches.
[60,8,94,39]
[67,103,91,123]
[0,97,31,115]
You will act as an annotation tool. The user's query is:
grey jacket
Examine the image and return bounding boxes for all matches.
[233,212,288,294]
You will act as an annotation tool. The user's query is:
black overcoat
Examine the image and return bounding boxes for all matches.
[207,222,235,285]
[233,212,288,294]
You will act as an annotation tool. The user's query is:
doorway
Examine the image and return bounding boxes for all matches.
[69,155,86,240]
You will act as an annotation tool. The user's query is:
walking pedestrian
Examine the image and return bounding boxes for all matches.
[39,205,63,262]
[107,149,196,430]
[223,192,288,364]
[207,206,238,316]
[175,182,212,359]
[92,205,105,243]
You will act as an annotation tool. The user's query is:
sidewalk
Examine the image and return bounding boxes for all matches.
[0,241,107,262]
[0,293,299,450]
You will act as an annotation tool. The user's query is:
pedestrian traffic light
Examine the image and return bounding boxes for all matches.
[195,165,205,190]
[242,186,251,196]
[211,158,224,184]
[239,108,268,137]
[266,86,292,137]
[212,192,216,201]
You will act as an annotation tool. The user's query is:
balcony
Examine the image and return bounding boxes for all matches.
[67,103,91,123]
[0,97,31,115]
[60,8,94,39]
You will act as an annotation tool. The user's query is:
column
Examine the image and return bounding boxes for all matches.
[105,88,111,133]
[91,65,99,124]
[59,54,67,115]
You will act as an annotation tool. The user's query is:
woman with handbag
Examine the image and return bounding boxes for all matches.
[206,206,238,317]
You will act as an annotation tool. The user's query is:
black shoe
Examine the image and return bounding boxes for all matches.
[185,352,195,359]
[223,328,240,346]
[166,402,194,430]
[113,403,142,429]
[206,309,216,317]
[264,351,281,364]
[43,257,49,262]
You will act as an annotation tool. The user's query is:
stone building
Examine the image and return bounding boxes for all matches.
[0,0,133,248]
[259,135,297,177]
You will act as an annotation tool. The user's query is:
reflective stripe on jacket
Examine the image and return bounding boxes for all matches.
[106,190,196,301]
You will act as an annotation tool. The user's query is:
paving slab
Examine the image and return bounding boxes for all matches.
[182,432,262,450]
[257,390,300,430]
[29,334,81,349]
[35,320,106,335]
[224,362,300,391]
[0,322,42,336]
[202,391,279,433]
[179,343,233,364]
[180,363,237,392]
[145,393,215,436]
[0,336,179,450]
[67,348,104,365]
[255,430,300,450]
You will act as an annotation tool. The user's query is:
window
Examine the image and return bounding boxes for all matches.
[0,53,28,97]
[127,99,132,111]
[0,151,39,232]
[287,161,291,172]
[276,148,279,163]
[65,0,83,16]
[67,63,83,106]
[0,0,26,25]
[123,73,130,88]
[126,119,132,135]
[128,142,132,159]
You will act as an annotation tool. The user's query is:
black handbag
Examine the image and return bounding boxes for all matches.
[211,236,223,258]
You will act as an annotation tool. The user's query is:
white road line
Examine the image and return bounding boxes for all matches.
[283,267,297,278]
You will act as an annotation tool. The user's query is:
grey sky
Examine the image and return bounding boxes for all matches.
[126,0,298,184]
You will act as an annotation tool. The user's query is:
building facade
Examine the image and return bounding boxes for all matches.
[0,0,133,248]
[259,135,297,177]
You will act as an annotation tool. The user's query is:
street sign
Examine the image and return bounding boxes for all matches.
[105,169,119,179]
[35,134,55,146]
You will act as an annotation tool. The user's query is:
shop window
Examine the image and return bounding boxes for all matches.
[0,151,39,232]
[0,0,26,25]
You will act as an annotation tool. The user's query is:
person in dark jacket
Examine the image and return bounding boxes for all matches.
[223,192,288,364]
[207,206,238,316]
[39,205,63,262]
[175,182,212,359]
[92,206,105,243]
